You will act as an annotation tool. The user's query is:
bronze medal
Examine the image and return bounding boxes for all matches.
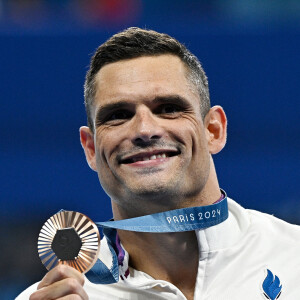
[38,210,100,273]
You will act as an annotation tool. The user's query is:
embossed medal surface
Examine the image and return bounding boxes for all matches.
[38,210,100,273]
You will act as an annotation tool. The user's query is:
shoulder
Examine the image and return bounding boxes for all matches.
[228,196,300,271]
[227,198,300,291]
[246,205,300,244]
[228,198,300,242]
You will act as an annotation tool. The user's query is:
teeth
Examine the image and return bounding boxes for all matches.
[130,152,169,163]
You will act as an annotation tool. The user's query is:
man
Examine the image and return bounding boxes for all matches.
[18,27,300,300]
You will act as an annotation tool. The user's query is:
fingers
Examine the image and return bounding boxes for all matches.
[30,278,89,300]
[37,265,84,289]
[57,296,83,300]
[30,265,88,300]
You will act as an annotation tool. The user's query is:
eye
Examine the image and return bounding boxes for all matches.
[107,110,133,121]
[158,104,182,114]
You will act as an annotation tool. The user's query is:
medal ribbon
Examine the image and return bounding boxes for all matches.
[86,194,228,284]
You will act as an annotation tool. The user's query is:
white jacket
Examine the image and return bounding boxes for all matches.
[17,198,300,299]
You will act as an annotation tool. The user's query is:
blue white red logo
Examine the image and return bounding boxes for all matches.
[262,269,282,299]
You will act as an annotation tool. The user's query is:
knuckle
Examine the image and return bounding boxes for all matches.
[29,291,40,300]
[69,295,82,300]
[55,264,68,277]
[29,294,36,300]
[66,277,80,293]
[78,273,85,285]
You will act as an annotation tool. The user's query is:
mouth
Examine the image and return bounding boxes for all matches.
[120,150,181,164]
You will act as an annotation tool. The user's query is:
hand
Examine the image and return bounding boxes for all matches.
[29,264,89,300]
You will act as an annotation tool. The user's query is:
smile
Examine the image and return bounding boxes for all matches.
[120,150,180,164]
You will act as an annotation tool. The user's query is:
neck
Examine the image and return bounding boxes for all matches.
[117,229,199,300]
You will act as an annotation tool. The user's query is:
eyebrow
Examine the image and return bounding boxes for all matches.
[95,95,190,124]
[151,95,190,107]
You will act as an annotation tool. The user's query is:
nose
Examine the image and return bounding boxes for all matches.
[130,107,164,145]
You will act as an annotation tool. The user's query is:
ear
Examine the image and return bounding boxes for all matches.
[79,126,97,171]
[204,106,227,154]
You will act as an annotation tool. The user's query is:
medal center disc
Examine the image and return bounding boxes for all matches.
[52,227,82,261]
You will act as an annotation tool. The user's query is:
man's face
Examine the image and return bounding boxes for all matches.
[88,55,212,211]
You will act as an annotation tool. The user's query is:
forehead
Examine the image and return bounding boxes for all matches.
[93,54,199,109]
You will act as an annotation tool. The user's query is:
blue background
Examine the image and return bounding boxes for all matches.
[0,1,299,298]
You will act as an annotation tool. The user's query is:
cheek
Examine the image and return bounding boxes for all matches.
[95,127,127,166]
[176,118,207,150]
[95,129,114,164]
[186,128,209,164]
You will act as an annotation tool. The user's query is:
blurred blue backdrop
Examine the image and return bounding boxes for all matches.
[0,0,299,298]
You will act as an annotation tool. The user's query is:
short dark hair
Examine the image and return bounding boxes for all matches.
[84,27,210,131]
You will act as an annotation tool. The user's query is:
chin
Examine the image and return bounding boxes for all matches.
[127,181,180,200]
